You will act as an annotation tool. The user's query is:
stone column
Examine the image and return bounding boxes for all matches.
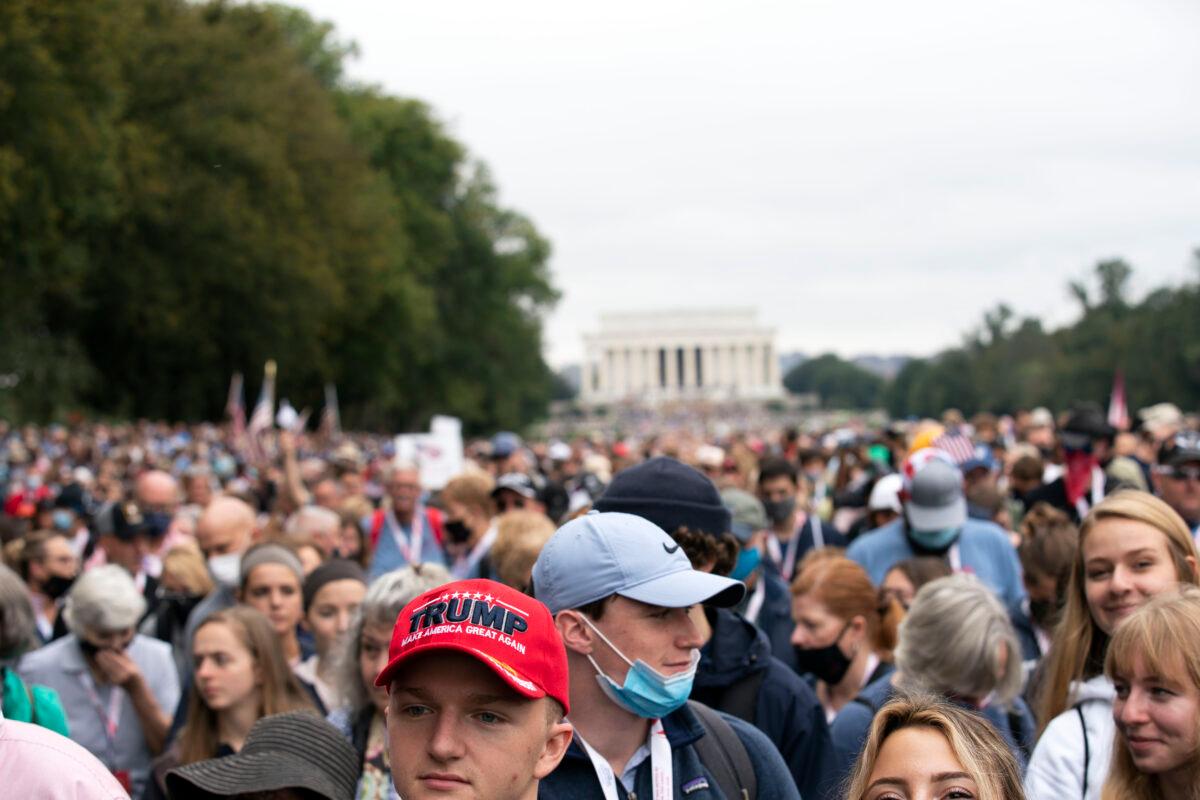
[665,344,679,396]
[682,341,697,392]
[764,340,780,390]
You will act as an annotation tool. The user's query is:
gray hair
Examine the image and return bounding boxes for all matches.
[332,563,451,710]
[894,573,1022,706]
[62,565,147,634]
[285,505,340,538]
[0,563,37,662]
[380,460,420,483]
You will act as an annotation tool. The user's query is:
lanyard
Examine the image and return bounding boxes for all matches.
[451,523,498,579]
[78,671,122,767]
[744,576,767,624]
[577,719,672,800]
[947,542,962,572]
[387,507,424,563]
[1074,467,1105,521]
[772,512,809,582]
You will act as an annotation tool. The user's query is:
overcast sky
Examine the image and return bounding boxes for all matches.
[293,0,1200,368]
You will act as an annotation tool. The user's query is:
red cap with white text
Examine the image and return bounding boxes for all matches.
[374,578,569,714]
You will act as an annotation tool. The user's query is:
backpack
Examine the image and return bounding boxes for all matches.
[1,666,69,736]
[689,700,758,800]
[369,506,444,553]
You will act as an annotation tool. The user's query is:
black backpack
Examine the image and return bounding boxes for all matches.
[688,701,758,800]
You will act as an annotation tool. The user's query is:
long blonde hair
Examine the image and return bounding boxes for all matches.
[1035,491,1200,736]
[179,607,314,763]
[843,694,1026,800]
[1101,587,1200,800]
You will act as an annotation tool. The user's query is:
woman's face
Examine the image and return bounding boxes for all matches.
[306,579,366,658]
[241,564,303,637]
[1113,654,1200,779]
[881,568,917,610]
[1083,519,1187,635]
[864,725,979,800]
[338,523,362,559]
[359,621,393,713]
[193,622,260,712]
[791,594,849,650]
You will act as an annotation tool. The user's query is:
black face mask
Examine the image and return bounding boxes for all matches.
[77,637,101,658]
[762,497,796,525]
[41,574,76,600]
[159,592,202,625]
[794,622,853,685]
[444,519,472,544]
[143,511,172,539]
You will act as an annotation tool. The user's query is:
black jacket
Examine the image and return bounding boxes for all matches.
[692,608,837,800]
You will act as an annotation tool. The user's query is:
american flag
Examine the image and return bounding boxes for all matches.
[932,429,976,466]
[246,361,276,464]
[1108,369,1129,431]
[319,383,341,438]
[225,373,245,439]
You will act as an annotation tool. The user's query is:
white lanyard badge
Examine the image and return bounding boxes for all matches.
[577,719,673,800]
[387,507,423,563]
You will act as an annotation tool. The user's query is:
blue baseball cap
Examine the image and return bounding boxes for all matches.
[532,512,745,614]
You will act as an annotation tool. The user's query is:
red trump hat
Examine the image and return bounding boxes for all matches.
[374,578,569,713]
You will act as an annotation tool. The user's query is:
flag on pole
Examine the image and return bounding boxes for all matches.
[1108,369,1129,431]
[226,373,245,436]
[226,372,246,457]
[246,360,276,464]
[320,383,341,438]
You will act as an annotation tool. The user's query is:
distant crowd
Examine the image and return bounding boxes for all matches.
[2,401,1199,800]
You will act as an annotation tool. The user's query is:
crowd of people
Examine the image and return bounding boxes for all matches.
[1,400,1199,799]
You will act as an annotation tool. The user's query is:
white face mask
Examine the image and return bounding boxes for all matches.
[207,552,241,589]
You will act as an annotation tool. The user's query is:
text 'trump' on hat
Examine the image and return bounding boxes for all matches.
[374,578,570,714]
[532,511,745,615]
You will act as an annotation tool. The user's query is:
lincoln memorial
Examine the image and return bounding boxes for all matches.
[580,309,784,405]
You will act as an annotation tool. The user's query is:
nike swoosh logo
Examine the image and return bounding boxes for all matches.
[663,542,680,554]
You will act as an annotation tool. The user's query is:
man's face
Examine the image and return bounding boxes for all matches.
[101,534,149,576]
[388,470,421,517]
[136,471,179,514]
[312,479,343,510]
[186,475,213,507]
[758,475,797,505]
[35,536,79,583]
[1154,460,1200,525]
[387,652,572,800]
[585,596,702,683]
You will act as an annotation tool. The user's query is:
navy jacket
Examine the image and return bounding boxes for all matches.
[830,673,1037,785]
[539,702,800,799]
[693,608,836,799]
[739,565,800,672]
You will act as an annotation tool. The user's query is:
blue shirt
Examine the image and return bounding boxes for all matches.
[364,508,446,582]
[846,518,1026,611]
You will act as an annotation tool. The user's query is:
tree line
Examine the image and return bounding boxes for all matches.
[1,0,558,433]
[784,252,1200,417]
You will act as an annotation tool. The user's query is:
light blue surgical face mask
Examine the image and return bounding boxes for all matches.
[910,526,960,552]
[52,510,74,532]
[581,614,699,719]
[730,546,761,581]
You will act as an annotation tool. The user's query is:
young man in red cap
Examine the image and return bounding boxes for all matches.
[375,578,574,800]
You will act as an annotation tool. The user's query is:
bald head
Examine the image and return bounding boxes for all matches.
[196,496,255,557]
[136,470,180,512]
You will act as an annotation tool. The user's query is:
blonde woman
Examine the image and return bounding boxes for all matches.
[843,694,1026,800]
[1102,587,1200,800]
[1027,491,1200,800]
[490,510,556,593]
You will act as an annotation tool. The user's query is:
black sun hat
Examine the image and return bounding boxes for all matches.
[165,711,358,800]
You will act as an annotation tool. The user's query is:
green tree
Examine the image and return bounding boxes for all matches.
[784,354,883,409]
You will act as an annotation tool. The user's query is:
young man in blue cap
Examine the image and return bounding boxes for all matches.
[532,510,800,800]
